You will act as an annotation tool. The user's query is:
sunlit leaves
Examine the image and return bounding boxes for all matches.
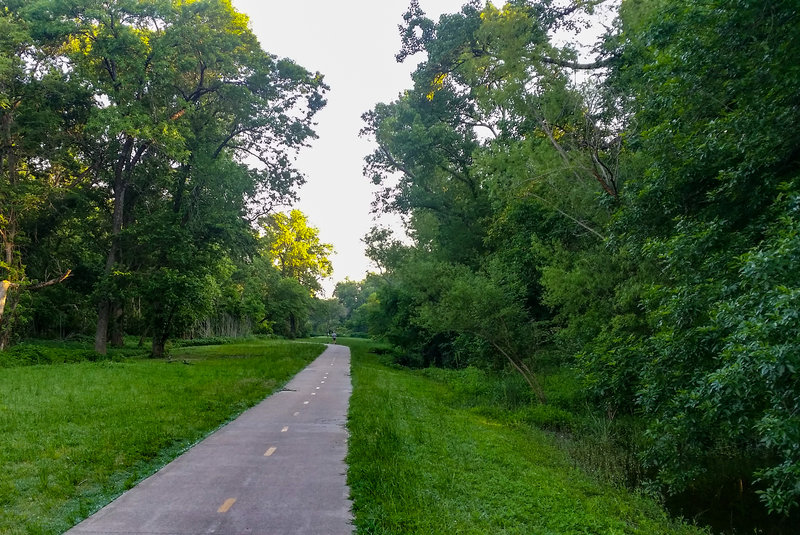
[259,210,333,297]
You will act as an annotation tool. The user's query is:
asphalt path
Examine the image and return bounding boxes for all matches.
[66,343,353,535]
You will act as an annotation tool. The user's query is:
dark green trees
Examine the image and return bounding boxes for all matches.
[360,0,800,518]
[601,0,800,514]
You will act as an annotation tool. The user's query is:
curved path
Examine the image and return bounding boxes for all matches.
[66,344,353,535]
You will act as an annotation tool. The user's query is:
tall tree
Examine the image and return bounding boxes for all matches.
[0,8,89,348]
[593,0,800,513]
[32,0,326,354]
[360,0,615,384]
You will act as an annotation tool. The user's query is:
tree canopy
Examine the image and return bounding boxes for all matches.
[0,0,328,353]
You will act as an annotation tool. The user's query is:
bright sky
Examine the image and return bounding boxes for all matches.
[231,0,472,295]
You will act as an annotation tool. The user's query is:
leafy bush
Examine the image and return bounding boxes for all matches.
[171,336,242,348]
[0,344,111,367]
[515,404,574,431]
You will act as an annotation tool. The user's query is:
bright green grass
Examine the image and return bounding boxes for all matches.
[344,338,706,535]
[0,340,324,535]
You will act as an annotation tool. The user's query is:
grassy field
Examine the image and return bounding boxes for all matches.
[0,340,324,534]
[343,338,706,535]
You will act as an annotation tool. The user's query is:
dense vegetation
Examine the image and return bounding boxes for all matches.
[0,338,324,534]
[0,0,334,354]
[336,0,800,529]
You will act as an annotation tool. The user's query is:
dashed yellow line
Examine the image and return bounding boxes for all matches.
[264,447,277,457]
[218,498,236,513]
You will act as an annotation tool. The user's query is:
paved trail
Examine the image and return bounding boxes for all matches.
[66,344,353,535]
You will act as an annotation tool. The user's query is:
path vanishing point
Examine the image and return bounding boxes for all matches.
[66,344,353,535]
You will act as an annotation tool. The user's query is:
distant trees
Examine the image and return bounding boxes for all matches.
[260,209,334,296]
[357,0,800,519]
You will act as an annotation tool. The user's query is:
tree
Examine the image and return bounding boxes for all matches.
[0,8,89,348]
[359,0,615,384]
[334,274,386,334]
[308,298,346,335]
[260,209,333,296]
[593,0,800,513]
[25,0,326,354]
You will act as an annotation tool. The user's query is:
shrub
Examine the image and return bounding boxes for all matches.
[0,344,109,367]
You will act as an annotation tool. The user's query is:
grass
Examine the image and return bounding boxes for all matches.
[0,339,324,534]
[343,338,706,535]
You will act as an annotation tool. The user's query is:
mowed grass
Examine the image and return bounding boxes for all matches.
[344,338,706,535]
[0,340,324,535]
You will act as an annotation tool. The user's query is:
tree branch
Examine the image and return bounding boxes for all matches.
[539,55,614,70]
[27,269,72,291]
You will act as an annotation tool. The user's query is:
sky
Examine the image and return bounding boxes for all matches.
[230,0,474,295]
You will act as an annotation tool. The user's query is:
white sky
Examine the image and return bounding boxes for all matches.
[231,0,473,295]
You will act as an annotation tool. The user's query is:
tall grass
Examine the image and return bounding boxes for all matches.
[344,338,705,534]
[0,340,323,534]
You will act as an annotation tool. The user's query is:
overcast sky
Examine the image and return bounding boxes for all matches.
[230,0,474,295]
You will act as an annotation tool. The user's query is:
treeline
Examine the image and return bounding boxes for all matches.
[0,1,334,354]
[337,0,800,522]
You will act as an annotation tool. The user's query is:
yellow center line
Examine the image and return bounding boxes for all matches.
[264,447,277,457]
[218,498,236,513]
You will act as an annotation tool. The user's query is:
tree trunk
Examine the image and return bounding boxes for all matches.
[151,335,167,358]
[150,301,175,358]
[0,286,21,351]
[0,280,11,320]
[95,136,134,354]
[0,281,19,351]
[95,299,110,353]
[110,303,125,347]
[138,326,149,347]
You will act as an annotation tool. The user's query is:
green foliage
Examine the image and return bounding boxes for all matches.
[260,209,334,296]
[307,298,346,335]
[586,0,800,516]
[0,0,328,353]
[359,0,800,523]
[0,343,109,367]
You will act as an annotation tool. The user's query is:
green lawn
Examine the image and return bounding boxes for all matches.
[343,338,706,535]
[0,340,324,534]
